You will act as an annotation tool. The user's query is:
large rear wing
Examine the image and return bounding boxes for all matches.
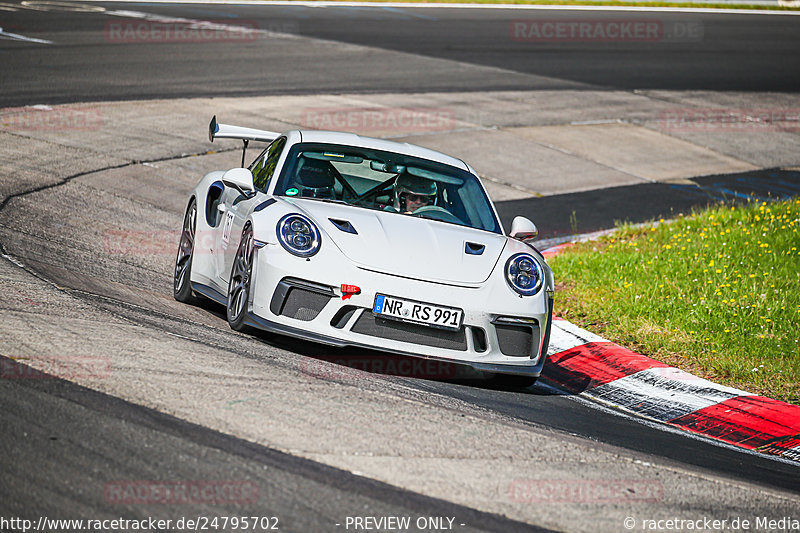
[208,115,280,167]
[208,115,279,143]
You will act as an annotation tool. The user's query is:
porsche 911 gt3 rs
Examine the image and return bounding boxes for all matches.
[174,116,554,386]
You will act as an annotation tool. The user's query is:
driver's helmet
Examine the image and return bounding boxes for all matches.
[393,172,437,212]
[295,157,336,199]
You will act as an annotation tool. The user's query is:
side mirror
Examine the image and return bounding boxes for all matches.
[510,216,538,243]
[222,168,255,197]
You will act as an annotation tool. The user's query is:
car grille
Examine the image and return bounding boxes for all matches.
[351,312,468,351]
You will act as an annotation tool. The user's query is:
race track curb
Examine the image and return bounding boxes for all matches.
[540,250,800,464]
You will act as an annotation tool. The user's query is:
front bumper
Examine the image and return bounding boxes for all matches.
[237,242,554,377]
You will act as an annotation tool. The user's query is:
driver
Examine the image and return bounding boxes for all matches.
[393,172,437,213]
[294,156,336,199]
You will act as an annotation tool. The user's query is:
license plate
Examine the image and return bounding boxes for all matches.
[373,294,463,331]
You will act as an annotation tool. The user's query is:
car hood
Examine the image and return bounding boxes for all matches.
[283,198,507,285]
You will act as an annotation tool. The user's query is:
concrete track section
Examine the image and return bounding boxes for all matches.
[0,353,546,533]
[1,92,799,531]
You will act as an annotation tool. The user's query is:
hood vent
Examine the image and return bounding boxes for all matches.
[465,242,485,255]
[329,218,358,235]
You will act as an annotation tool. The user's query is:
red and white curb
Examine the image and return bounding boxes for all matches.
[542,318,800,463]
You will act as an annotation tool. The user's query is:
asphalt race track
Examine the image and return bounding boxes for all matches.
[1,1,799,106]
[1,2,799,531]
[1,364,545,532]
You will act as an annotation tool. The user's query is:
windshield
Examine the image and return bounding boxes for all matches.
[273,143,501,234]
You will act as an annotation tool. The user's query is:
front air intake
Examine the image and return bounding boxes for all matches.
[493,318,540,358]
[270,278,334,321]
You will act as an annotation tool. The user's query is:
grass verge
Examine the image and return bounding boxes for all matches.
[548,197,800,404]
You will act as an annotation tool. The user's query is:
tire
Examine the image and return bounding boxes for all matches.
[174,199,197,303]
[227,223,254,331]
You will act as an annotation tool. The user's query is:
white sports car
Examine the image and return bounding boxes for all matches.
[174,117,554,386]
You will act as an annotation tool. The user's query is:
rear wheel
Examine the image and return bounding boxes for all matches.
[173,200,197,303]
[227,224,254,331]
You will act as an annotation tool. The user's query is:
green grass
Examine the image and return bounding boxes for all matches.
[549,198,800,404]
[295,0,800,11]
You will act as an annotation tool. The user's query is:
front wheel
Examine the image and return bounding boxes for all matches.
[174,200,197,303]
[227,224,254,331]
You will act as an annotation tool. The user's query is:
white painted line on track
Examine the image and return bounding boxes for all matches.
[21,0,106,11]
[73,0,800,16]
[0,27,54,43]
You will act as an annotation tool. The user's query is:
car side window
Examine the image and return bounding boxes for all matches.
[251,136,287,192]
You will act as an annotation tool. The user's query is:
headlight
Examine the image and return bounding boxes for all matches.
[505,253,543,296]
[277,214,321,257]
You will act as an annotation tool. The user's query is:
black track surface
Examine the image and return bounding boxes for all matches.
[1,2,799,106]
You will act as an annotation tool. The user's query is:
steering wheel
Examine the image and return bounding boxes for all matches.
[411,205,463,224]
